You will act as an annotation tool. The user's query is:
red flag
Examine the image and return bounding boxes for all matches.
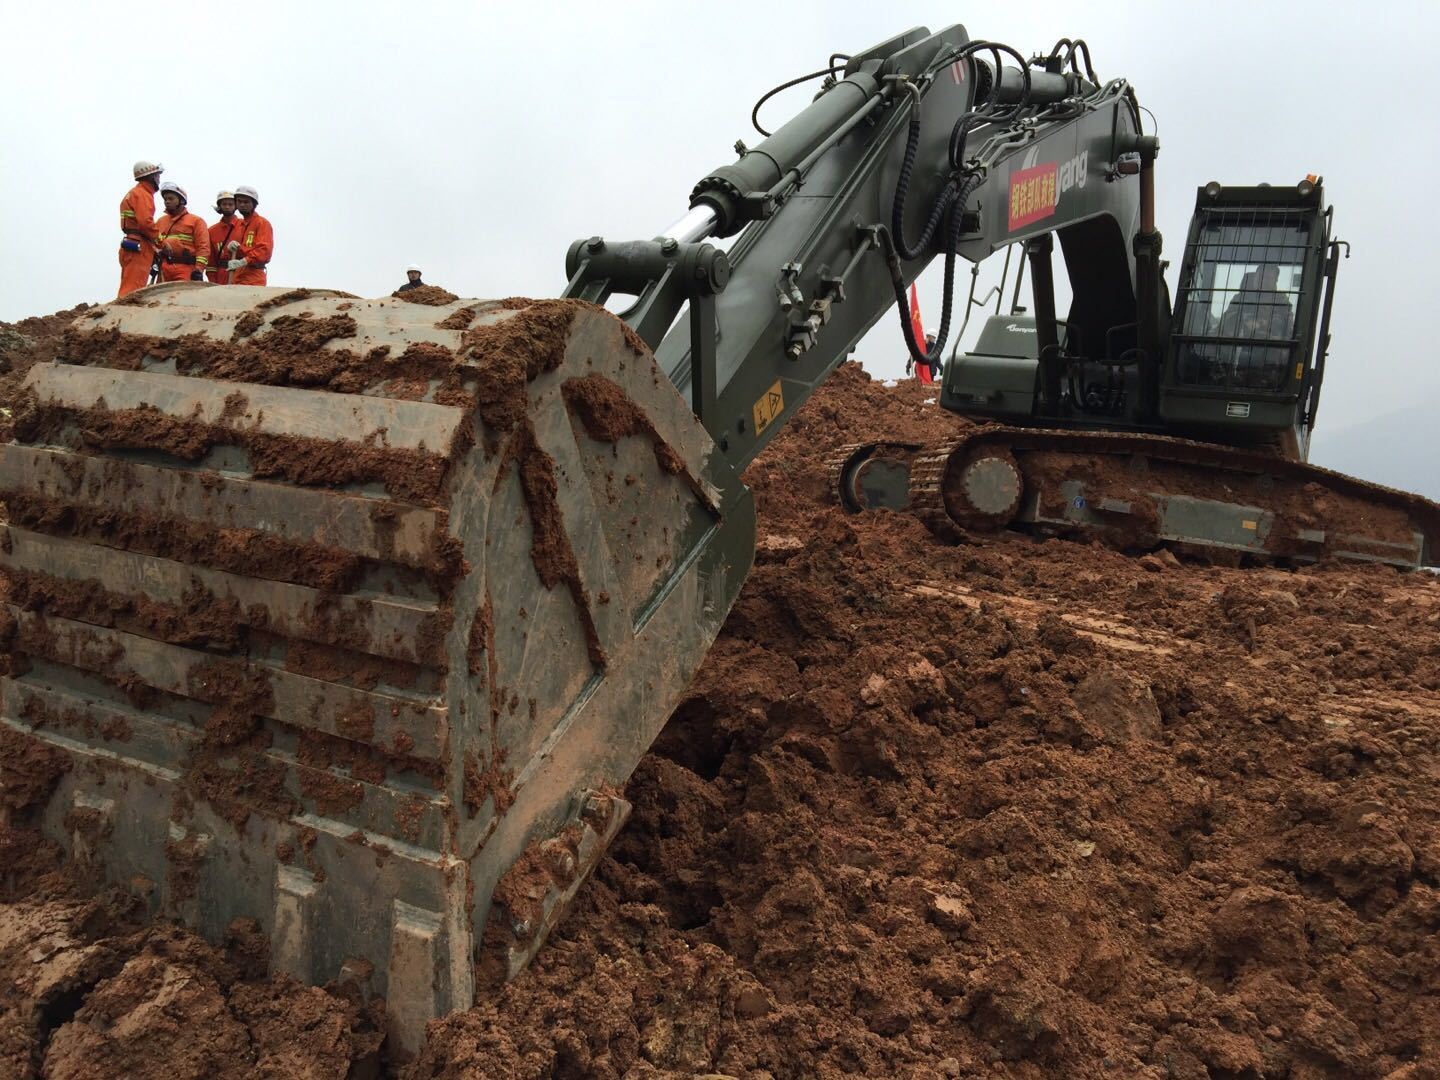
[909,283,933,383]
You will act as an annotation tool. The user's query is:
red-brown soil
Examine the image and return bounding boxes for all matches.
[0,307,88,443]
[3,346,1439,1078]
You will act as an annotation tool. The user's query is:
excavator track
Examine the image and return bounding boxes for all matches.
[0,283,754,1052]
[834,425,1439,568]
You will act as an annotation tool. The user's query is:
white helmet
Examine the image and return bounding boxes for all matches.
[406,264,422,273]
[133,160,163,180]
[214,190,235,211]
[159,181,188,203]
[234,185,260,205]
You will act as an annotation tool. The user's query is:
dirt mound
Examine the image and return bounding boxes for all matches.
[4,357,1439,1077]
[391,285,461,306]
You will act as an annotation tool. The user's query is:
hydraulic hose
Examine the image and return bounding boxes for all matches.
[887,39,1032,369]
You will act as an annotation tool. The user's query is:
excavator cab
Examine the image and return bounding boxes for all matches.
[1158,179,1340,456]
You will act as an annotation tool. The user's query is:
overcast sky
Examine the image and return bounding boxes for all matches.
[3,0,1436,437]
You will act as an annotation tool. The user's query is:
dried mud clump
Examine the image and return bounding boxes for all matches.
[563,372,688,476]
[462,300,576,448]
[392,285,460,306]
[0,305,89,443]
[0,724,71,816]
[434,305,480,330]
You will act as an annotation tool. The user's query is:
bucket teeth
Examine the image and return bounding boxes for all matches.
[0,286,756,1051]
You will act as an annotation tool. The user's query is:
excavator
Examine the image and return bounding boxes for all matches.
[2,24,1437,1053]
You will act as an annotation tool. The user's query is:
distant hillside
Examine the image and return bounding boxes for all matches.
[1309,400,1440,500]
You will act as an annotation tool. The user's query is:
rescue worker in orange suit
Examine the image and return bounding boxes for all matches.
[223,186,272,285]
[118,160,164,297]
[154,182,211,283]
[207,191,245,284]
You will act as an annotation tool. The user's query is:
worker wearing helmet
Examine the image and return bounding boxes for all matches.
[207,191,244,284]
[154,183,211,284]
[223,186,273,286]
[397,264,425,293]
[118,160,164,297]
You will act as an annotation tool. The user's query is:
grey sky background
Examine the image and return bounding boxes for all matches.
[3,0,1437,451]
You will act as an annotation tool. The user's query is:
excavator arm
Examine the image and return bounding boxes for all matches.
[563,25,1155,470]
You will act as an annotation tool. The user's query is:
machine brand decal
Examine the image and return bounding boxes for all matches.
[1008,150,1089,232]
[753,379,785,436]
[1006,323,1037,333]
[1008,162,1058,230]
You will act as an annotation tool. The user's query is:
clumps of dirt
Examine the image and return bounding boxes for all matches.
[0,305,89,443]
[185,658,274,748]
[435,306,480,331]
[254,288,316,311]
[0,489,367,593]
[507,419,605,669]
[281,637,425,693]
[184,752,299,834]
[19,400,452,507]
[392,286,460,306]
[463,300,576,450]
[0,907,383,1080]
[2,571,243,652]
[461,745,512,820]
[0,724,71,817]
[297,767,364,818]
[562,372,690,478]
[230,311,263,340]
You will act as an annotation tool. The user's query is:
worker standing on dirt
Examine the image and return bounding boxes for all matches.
[223,186,272,285]
[397,264,426,292]
[207,192,244,284]
[154,183,210,283]
[118,161,164,297]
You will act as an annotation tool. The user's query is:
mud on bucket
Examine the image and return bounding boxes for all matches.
[0,284,755,1055]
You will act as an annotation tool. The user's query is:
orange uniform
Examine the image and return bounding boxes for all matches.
[207,215,246,284]
[155,210,212,283]
[118,181,160,297]
[230,213,273,286]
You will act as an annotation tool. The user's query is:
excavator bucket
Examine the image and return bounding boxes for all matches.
[0,283,754,1053]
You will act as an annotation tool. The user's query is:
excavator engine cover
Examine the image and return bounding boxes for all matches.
[0,283,754,1052]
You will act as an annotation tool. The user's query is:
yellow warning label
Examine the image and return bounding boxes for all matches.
[753,379,784,436]
[1242,520,1258,531]
[1295,363,1304,381]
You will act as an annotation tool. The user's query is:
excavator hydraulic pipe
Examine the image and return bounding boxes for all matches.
[992,65,1080,105]
[660,206,720,244]
[691,71,881,236]
[1025,234,1063,411]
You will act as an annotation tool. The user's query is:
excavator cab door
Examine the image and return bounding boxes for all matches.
[1159,181,1335,455]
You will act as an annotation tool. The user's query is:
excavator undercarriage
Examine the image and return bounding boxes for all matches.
[831,430,1437,567]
